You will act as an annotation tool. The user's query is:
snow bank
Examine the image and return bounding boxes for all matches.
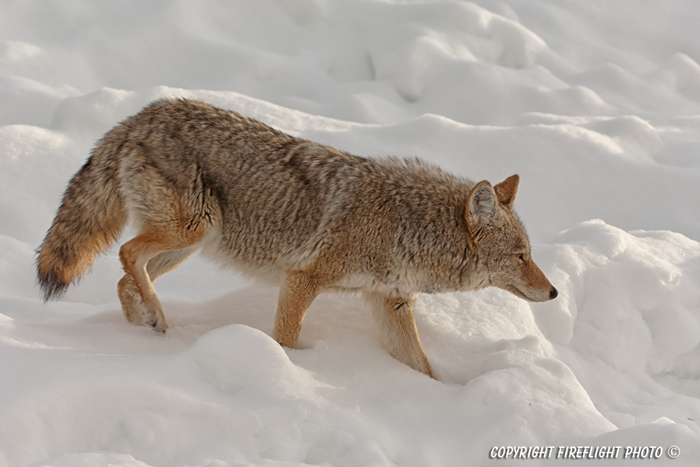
[2,0,700,466]
[2,220,700,466]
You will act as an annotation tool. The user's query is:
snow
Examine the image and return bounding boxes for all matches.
[2,0,700,465]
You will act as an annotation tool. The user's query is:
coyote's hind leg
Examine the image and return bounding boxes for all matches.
[118,247,197,328]
[116,149,218,332]
[118,227,205,332]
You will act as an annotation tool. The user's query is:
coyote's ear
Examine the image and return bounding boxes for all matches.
[494,174,519,208]
[466,180,497,230]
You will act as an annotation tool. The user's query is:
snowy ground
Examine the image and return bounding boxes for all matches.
[2,1,700,466]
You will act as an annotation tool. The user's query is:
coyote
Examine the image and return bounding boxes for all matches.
[37,98,557,378]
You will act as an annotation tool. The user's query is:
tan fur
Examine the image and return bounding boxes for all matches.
[37,98,557,378]
[366,293,435,378]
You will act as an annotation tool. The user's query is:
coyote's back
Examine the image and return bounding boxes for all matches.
[38,98,557,379]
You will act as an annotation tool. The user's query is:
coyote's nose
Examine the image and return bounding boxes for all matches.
[550,288,558,300]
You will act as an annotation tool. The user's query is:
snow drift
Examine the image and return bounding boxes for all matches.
[1,1,700,466]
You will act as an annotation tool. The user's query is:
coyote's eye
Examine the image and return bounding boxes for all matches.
[517,253,524,261]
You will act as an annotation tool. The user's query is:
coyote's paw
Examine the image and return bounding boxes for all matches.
[118,275,146,326]
[117,275,168,332]
[146,312,168,333]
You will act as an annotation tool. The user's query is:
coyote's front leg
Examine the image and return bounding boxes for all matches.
[366,292,435,379]
[274,269,321,348]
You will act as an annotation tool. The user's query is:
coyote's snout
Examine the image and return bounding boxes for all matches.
[37,98,557,379]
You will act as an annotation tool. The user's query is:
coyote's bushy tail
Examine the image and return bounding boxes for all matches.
[37,140,127,301]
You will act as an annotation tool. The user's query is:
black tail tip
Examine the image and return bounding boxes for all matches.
[550,287,558,300]
[37,270,69,302]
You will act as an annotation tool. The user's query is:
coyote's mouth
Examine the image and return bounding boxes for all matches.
[505,284,556,302]
[505,284,530,301]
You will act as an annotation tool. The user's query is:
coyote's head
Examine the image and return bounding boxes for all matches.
[466,175,558,302]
